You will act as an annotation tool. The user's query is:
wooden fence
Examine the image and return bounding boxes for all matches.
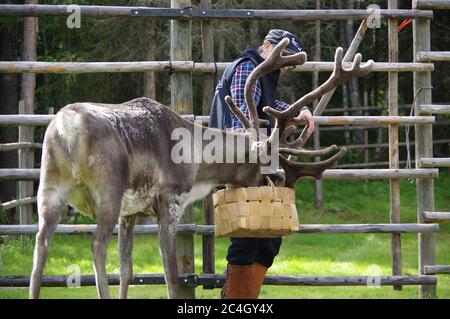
[0,2,449,298]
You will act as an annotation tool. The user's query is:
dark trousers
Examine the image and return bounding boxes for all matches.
[226,237,282,268]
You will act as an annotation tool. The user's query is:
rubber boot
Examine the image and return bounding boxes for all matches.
[221,264,254,299]
[253,262,268,298]
[221,263,268,299]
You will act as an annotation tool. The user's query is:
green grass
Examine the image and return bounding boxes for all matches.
[1,172,449,299]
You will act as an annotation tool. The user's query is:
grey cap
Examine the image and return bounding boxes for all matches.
[264,29,303,55]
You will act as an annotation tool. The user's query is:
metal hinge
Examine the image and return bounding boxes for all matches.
[179,273,198,287]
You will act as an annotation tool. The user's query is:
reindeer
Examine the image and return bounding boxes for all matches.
[29,38,373,299]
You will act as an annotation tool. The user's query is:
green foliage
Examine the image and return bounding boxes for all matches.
[0,174,449,298]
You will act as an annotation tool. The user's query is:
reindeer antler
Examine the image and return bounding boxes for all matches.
[225,38,307,138]
[225,38,374,187]
[264,47,374,123]
[264,47,374,150]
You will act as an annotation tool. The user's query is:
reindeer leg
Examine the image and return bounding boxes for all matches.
[91,199,121,299]
[29,185,67,299]
[157,196,182,299]
[118,215,136,299]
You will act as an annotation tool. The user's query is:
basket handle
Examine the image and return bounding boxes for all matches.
[265,176,277,199]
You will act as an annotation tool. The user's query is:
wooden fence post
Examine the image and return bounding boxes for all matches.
[170,0,195,299]
[363,90,369,167]
[413,17,436,299]
[200,0,216,284]
[18,0,38,246]
[313,0,323,208]
[388,0,403,291]
[143,21,156,100]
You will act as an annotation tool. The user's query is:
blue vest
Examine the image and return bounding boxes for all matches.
[208,48,280,131]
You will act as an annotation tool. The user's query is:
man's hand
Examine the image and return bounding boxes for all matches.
[293,108,315,140]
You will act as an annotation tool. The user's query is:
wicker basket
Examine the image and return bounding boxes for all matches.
[212,185,299,238]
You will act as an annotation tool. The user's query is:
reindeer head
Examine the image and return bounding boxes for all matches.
[225,38,374,188]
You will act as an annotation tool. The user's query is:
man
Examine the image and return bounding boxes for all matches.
[209,29,315,299]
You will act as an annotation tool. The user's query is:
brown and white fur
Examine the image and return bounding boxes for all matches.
[29,97,269,299]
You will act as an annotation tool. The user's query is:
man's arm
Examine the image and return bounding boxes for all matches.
[274,100,315,140]
[274,100,312,114]
[230,61,262,132]
[230,61,314,139]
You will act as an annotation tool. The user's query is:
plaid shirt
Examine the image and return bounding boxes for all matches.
[230,60,290,132]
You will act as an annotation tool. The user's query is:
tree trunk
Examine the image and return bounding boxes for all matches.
[0,1,19,220]
[345,0,364,155]
[201,0,215,115]
[363,86,369,165]
[374,95,388,162]
[18,0,38,232]
[338,17,351,145]
[313,0,323,208]
[372,25,384,162]
[143,20,156,100]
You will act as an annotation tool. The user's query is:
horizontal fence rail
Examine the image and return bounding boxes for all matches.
[417,104,450,114]
[338,139,450,150]
[423,212,450,222]
[0,162,439,181]
[311,116,435,125]
[413,0,450,10]
[0,223,439,235]
[320,121,450,131]
[423,266,450,275]
[0,168,439,181]
[0,114,435,127]
[317,169,439,180]
[0,114,208,126]
[335,161,409,169]
[417,51,450,62]
[0,61,434,74]
[0,142,42,151]
[0,197,36,212]
[324,105,413,113]
[0,274,437,287]
[0,169,40,180]
[419,158,450,168]
[0,5,434,20]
